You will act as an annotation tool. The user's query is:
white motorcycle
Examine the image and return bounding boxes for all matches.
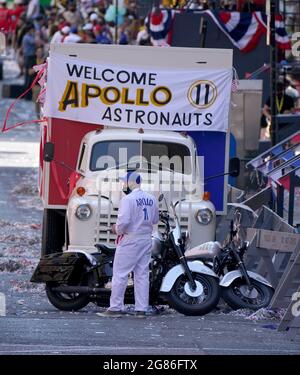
[185,220,274,310]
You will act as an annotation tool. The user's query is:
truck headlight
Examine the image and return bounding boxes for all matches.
[75,204,92,220]
[195,208,213,225]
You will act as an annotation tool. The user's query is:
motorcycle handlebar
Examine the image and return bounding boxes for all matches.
[159,212,169,220]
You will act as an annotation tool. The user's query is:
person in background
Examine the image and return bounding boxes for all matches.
[90,12,99,26]
[261,81,295,139]
[118,24,128,44]
[64,26,82,43]
[79,0,94,19]
[29,45,45,117]
[10,0,27,36]
[61,25,70,42]
[21,23,36,98]
[34,15,48,47]
[0,0,12,36]
[84,30,97,43]
[242,0,264,12]
[63,3,82,27]
[136,17,150,45]
[187,0,204,10]
[97,0,107,16]
[50,24,62,44]
[285,78,299,104]
[26,0,40,21]
[14,12,28,76]
[82,22,95,42]
[126,1,138,20]
[94,24,112,44]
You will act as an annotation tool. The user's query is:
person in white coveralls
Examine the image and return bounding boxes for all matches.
[98,171,159,318]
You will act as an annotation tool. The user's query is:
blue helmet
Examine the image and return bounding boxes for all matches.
[120,171,141,185]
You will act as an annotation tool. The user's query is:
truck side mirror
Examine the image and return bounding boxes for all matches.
[229,157,240,177]
[43,142,55,162]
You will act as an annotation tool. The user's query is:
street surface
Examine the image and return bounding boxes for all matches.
[0,56,299,355]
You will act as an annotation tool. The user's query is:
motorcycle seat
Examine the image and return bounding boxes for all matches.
[95,244,116,256]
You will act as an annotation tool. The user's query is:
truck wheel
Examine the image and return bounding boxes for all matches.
[46,284,89,311]
[41,209,66,256]
[165,273,220,316]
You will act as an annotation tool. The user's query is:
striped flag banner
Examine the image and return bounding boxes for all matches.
[146,9,291,52]
[204,11,291,52]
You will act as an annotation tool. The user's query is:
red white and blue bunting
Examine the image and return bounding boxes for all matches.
[206,11,291,52]
[145,8,291,52]
[145,8,173,46]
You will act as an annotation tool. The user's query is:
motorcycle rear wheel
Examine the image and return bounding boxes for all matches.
[222,278,274,310]
[46,283,90,311]
[166,273,220,316]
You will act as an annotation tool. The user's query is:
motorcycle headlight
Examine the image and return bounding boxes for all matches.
[195,208,213,225]
[75,204,92,220]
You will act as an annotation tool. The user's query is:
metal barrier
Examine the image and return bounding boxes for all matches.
[241,205,300,340]
[245,206,297,287]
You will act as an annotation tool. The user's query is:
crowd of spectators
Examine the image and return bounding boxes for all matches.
[0,0,146,107]
[0,0,271,110]
[160,1,265,12]
[0,1,143,59]
[0,0,269,72]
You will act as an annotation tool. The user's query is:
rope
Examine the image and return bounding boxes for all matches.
[1,63,47,133]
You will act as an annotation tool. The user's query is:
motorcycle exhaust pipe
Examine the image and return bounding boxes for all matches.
[51,286,109,294]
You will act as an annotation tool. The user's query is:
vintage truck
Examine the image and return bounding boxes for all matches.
[40,44,234,256]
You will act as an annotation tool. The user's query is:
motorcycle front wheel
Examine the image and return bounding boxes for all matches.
[46,283,90,311]
[165,273,220,316]
[222,278,274,310]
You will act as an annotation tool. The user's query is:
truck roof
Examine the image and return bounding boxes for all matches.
[82,128,196,146]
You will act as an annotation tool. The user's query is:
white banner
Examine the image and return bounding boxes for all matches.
[44,52,232,132]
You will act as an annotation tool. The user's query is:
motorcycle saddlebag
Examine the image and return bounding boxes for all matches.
[31,252,89,283]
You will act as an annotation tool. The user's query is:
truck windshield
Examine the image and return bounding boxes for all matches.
[90,140,191,174]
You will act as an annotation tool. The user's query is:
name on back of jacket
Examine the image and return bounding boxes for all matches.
[136,198,154,207]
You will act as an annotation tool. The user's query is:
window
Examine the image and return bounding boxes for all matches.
[90,141,140,171]
[90,140,191,174]
[142,142,191,174]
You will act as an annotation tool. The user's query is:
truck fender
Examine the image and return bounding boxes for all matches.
[219,270,273,288]
[160,260,218,293]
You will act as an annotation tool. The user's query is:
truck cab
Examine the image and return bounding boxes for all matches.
[40,44,233,257]
[66,128,216,252]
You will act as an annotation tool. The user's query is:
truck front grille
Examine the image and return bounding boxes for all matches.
[94,210,190,245]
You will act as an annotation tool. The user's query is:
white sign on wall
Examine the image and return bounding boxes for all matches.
[44,52,232,132]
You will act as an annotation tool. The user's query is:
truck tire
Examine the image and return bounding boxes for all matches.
[41,209,66,256]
